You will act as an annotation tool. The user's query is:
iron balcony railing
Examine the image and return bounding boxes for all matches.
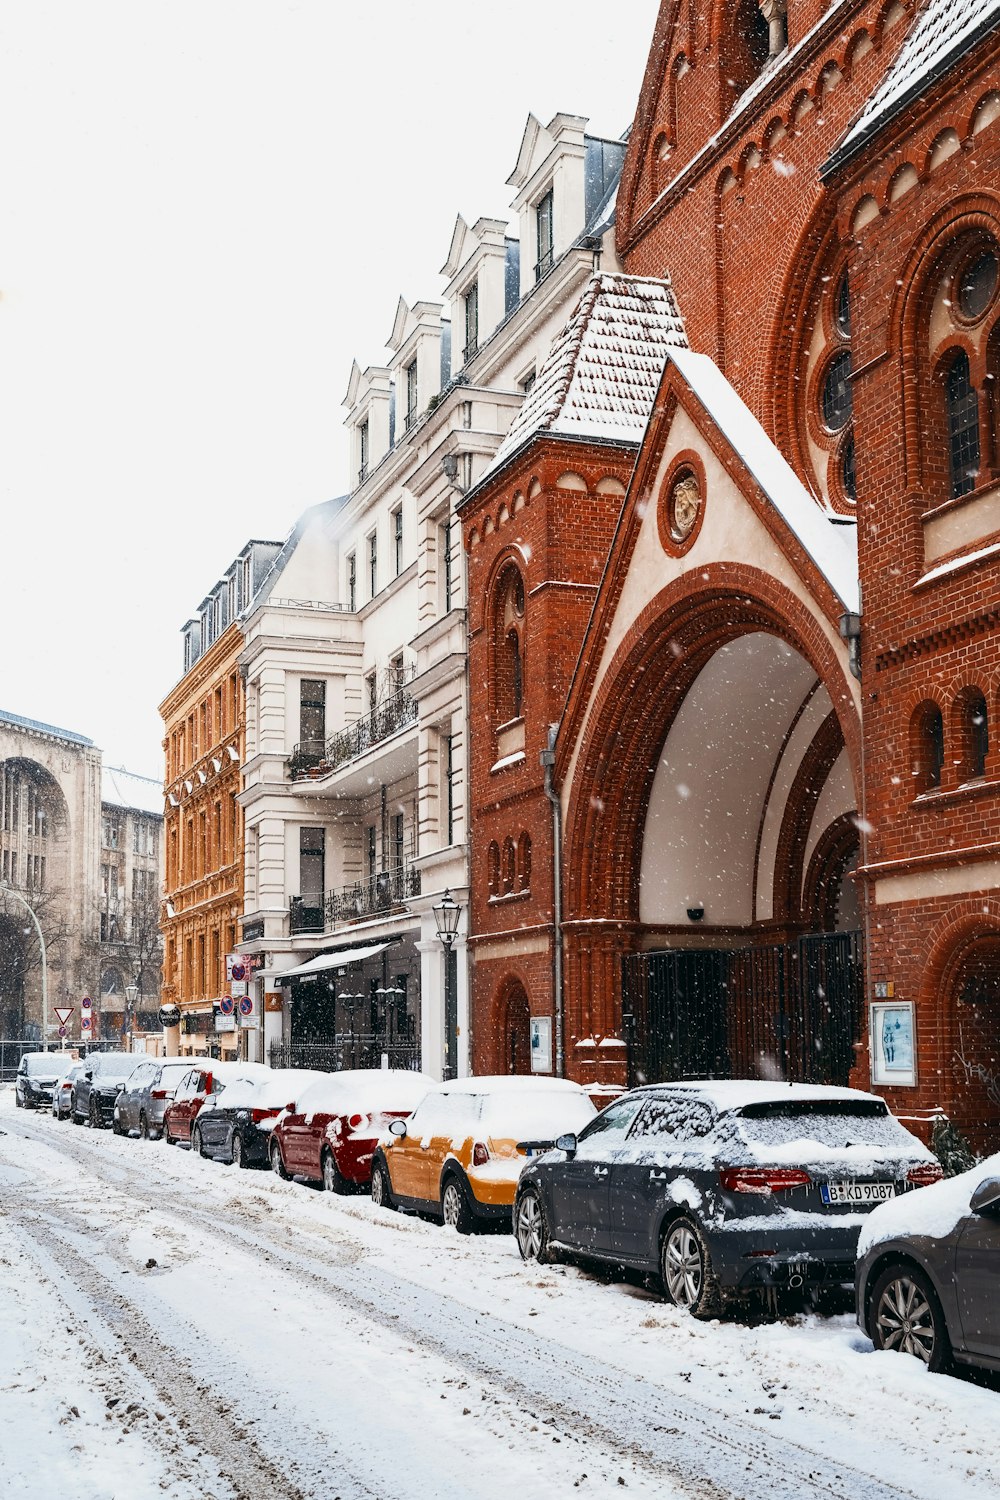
[289,897,325,935]
[288,687,418,782]
[269,1037,422,1073]
[324,861,421,926]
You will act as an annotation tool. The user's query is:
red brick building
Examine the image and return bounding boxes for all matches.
[462,0,1000,1148]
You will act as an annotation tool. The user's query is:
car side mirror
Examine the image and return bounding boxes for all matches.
[556,1132,578,1157]
[969,1176,1000,1216]
[84,1067,93,1080]
[389,1118,407,1138]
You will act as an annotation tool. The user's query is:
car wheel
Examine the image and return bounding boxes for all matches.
[72,1103,84,1125]
[270,1140,289,1180]
[514,1186,555,1264]
[868,1263,951,1372]
[231,1133,246,1169]
[661,1216,723,1319]
[191,1125,205,1157]
[15,1091,22,1108]
[112,1113,124,1136]
[441,1175,474,1235]
[371,1157,395,1211]
[89,1097,102,1130]
[139,1112,150,1141]
[321,1149,350,1195]
[165,1125,176,1145]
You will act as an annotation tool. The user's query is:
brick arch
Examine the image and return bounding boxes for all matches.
[918,905,1000,1142]
[771,710,847,923]
[802,812,860,932]
[564,564,860,924]
[770,203,846,471]
[484,973,533,1076]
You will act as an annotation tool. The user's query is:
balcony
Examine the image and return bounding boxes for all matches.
[324,861,421,926]
[288,687,418,783]
[289,897,324,935]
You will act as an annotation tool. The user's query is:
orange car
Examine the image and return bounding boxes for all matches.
[370,1075,596,1233]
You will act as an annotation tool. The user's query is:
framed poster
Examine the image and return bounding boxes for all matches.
[870,1001,916,1087]
[530,1016,553,1074]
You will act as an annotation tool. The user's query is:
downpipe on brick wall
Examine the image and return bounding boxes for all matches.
[541,724,564,1078]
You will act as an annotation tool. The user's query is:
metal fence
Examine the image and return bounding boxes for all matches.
[0,1037,123,1082]
[268,1037,422,1073]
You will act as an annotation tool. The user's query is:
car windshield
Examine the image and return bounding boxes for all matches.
[481,1090,596,1142]
[24,1054,58,1076]
[731,1100,918,1152]
[158,1062,190,1086]
[90,1053,142,1081]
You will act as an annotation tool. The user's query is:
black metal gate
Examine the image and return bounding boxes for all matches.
[622,931,862,1088]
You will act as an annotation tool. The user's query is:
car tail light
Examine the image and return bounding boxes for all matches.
[347,1113,369,1132]
[60,1082,72,1091]
[472,1142,490,1167]
[720,1167,811,1195]
[151,1089,167,1100]
[907,1163,944,1187]
[251,1107,278,1123]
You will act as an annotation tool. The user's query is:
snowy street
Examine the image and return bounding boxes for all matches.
[0,1088,996,1500]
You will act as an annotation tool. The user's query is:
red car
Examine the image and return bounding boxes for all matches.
[270,1069,432,1193]
[162,1060,268,1146]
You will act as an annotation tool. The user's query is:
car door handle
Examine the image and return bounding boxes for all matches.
[649,1170,670,1181]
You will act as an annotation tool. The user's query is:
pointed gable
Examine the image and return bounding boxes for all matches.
[484,273,688,478]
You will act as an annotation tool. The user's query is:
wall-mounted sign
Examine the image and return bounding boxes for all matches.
[530,1016,553,1074]
[870,1001,916,1087]
[874,981,895,1000]
[241,920,265,943]
[230,980,248,999]
[264,993,284,1013]
[158,1003,181,1027]
[215,1015,237,1034]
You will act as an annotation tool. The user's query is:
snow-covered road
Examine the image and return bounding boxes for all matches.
[0,1088,996,1500]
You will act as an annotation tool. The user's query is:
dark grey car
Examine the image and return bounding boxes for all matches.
[856,1153,1000,1373]
[113,1057,190,1139]
[514,1081,941,1316]
[71,1051,144,1127]
[14,1051,61,1109]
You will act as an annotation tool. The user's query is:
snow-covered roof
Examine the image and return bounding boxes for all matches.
[482,273,688,479]
[437,1076,591,1095]
[0,708,93,748]
[826,0,1000,173]
[667,349,860,612]
[101,766,164,818]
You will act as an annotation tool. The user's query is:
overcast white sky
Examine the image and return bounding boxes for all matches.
[0,1,660,779]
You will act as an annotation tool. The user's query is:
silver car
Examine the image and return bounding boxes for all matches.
[113,1057,191,1140]
[52,1060,88,1119]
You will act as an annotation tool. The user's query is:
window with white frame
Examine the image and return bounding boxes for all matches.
[358,420,370,485]
[463,282,479,363]
[368,530,377,597]
[535,188,554,281]
[392,506,403,576]
[347,551,357,611]
[405,361,418,430]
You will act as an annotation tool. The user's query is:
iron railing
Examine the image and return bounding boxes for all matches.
[324,861,421,926]
[0,1037,123,1081]
[289,899,325,935]
[288,687,418,781]
[269,1037,422,1073]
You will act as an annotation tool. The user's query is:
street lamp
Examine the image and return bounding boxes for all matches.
[1,882,47,1043]
[433,890,462,1081]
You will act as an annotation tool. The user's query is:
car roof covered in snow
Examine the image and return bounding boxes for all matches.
[436,1076,590,1095]
[631,1080,887,1114]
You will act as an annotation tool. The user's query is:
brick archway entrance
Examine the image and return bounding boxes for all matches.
[562,570,862,1086]
[503,982,531,1075]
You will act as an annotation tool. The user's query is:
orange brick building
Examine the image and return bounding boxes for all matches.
[463,0,1000,1148]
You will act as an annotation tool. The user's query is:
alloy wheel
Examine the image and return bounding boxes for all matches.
[663,1222,704,1308]
[875,1275,937,1363]
[515,1192,544,1261]
[371,1162,387,1208]
[232,1133,243,1169]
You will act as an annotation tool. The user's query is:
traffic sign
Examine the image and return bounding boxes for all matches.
[58,1025,67,1038]
[81,995,93,1011]
[54,1005,74,1026]
[81,1016,93,1033]
[219,995,235,1016]
[238,995,253,1017]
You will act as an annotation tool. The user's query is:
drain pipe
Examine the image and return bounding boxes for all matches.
[540,723,564,1078]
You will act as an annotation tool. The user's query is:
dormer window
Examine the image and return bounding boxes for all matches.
[463,282,479,363]
[535,189,554,282]
[405,360,418,431]
[358,419,370,485]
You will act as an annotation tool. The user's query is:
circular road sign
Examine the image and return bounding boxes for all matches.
[238,995,253,1017]
[230,960,247,982]
[219,995,235,1016]
[81,995,93,1010]
[58,1025,67,1038]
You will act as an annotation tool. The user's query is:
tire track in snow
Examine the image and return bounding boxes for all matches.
[4,1112,924,1500]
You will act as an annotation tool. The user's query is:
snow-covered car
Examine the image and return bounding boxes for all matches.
[163,1059,269,1147]
[71,1051,145,1128]
[371,1076,597,1232]
[14,1051,62,1109]
[856,1153,1000,1373]
[113,1057,191,1139]
[51,1060,87,1119]
[270,1068,433,1191]
[513,1081,942,1317]
[193,1068,322,1169]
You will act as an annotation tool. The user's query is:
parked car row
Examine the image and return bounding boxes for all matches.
[18,1049,999,1376]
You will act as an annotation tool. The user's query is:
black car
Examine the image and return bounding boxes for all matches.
[14,1051,62,1109]
[192,1068,313,1169]
[856,1153,1000,1373]
[71,1051,144,1127]
[513,1081,941,1317]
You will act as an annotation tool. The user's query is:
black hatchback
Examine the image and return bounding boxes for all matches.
[513,1081,941,1317]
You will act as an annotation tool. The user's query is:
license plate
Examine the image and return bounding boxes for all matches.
[820,1181,895,1205]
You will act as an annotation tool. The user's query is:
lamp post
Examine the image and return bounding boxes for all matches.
[1,882,47,1044]
[341,990,365,1067]
[433,889,462,1080]
[125,984,139,1052]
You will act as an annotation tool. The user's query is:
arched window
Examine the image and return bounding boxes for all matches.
[502,837,516,895]
[487,841,500,898]
[492,565,525,727]
[955,688,989,781]
[910,701,944,791]
[945,349,980,498]
[517,832,532,892]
